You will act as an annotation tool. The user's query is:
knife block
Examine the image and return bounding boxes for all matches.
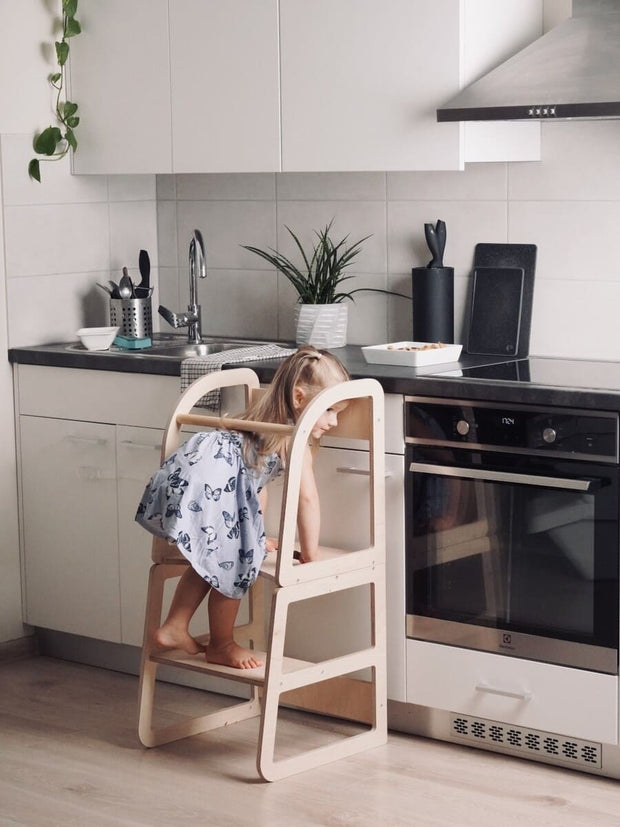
[411,266,454,343]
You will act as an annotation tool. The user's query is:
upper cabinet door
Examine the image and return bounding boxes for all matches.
[280,0,462,171]
[279,0,541,172]
[70,0,173,174]
[169,0,281,173]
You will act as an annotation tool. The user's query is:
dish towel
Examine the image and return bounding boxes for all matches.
[180,344,297,411]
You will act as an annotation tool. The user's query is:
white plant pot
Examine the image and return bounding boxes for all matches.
[295,303,348,348]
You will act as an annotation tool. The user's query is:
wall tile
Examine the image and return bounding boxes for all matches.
[156,201,178,268]
[4,202,110,278]
[156,175,176,200]
[387,164,507,201]
[1,134,108,206]
[276,172,386,201]
[199,268,278,340]
[109,201,158,276]
[387,200,508,276]
[529,279,620,360]
[509,121,620,201]
[176,200,277,269]
[108,175,156,201]
[7,271,111,347]
[175,173,275,201]
[275,201,386,274]
[509,200,620,280]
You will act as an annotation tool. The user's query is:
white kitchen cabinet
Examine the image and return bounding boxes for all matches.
[69,0,541,174]
[70,0,280,175]
[406,639,618,745]
[70,0,172,174]
[280,0,541,171]
[16,366,180,642]
[169,0,280,173]
[20,415,122,641]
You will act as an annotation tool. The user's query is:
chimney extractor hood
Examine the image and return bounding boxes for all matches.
[437,1,620,122]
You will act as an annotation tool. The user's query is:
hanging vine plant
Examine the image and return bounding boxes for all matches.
[28,0,82,182]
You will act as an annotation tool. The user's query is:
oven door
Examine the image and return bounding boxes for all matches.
[406,446,619,674]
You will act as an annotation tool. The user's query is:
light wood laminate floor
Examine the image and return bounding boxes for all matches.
[2,656,620,826]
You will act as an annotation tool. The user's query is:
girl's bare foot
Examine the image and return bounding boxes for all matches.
[153,624,205,655]
[206,640,263,669]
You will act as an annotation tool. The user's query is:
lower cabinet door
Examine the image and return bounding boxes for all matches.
[20,416,121,641]
[407,639,618,745]
[117,425,164,647]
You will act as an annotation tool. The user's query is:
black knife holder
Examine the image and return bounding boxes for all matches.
[411,266,454,343]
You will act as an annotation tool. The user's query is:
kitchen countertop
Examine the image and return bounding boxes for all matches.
[9,336,620,412]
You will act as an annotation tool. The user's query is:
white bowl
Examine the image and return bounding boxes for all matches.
[76,326,119,351]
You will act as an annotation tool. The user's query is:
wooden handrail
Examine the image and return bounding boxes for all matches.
[176,412,295,436]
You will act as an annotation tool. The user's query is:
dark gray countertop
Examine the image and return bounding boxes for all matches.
[9,337,620,412]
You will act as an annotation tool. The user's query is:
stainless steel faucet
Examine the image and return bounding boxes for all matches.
[158,229,207,343]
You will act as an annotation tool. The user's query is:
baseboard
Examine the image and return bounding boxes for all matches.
[0,635,38,663]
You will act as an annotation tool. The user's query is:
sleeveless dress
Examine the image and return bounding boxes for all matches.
[135,430,283,599]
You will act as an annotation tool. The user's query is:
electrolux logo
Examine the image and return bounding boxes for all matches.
[500,632,515,650]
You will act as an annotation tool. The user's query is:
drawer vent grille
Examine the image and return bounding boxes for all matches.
[451,714,602,769]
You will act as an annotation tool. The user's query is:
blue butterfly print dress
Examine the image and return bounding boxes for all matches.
[135,430,283,599]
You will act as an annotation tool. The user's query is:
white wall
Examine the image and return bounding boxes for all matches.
[157,118,620,361]
[0,1,158,644]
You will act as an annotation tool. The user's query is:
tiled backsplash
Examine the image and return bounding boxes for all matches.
[156,120,620,359]
[3,120,620,358]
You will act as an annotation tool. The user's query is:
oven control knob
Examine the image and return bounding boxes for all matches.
[542,427,557,444]
[456,419,470,436]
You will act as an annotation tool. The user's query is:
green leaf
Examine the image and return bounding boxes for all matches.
[65,17,82,37]
[65,128,77,150]
[66,115,80,128]
[55,41,69,65]
[63,0,78,16]
[63,101,78,118]
[33,126,62,155]
[28,158,41,182]
[49,72,62,86]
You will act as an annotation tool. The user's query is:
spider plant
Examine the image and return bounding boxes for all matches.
[243,220,396,304]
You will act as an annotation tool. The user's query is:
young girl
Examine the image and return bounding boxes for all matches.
[135,345,350,670]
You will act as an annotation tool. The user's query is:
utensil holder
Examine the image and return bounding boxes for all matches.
[110,297,153,339]
[411,266,454,343]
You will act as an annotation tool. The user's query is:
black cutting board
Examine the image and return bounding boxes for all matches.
[465,243,537,358]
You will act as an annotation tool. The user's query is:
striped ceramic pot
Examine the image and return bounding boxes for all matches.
[294,303,348,348]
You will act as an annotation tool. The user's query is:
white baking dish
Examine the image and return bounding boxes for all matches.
[361,341,462,367]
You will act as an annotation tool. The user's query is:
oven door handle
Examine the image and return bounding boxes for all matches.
[409,462,601,492]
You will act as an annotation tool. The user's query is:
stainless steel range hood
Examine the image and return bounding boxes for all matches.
[438,0,620,122]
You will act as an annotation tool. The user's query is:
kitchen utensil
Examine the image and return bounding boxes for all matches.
[134,286,154,298]
[138,249,150,289]
[97,282,114,296]
[466,267,525,356]
[424,219,446,268]
[119,268,133,299]
[465,243,537,358]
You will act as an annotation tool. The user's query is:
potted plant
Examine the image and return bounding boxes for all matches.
[242,220,381,348]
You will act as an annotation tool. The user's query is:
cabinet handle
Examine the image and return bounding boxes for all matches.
[76,466,114,481]
[336,466,393,478]
[475,682,532,701]
[64,435,108,446]
[119,440,161,451]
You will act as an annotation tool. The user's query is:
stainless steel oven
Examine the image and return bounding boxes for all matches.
[405,396,619,674]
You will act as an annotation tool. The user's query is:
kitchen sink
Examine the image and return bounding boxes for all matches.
[65,335,289,359]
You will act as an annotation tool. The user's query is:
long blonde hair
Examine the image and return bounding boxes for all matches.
[240,345,349,466]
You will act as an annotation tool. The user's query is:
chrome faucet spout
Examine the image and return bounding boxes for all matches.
[158,229,207,344]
